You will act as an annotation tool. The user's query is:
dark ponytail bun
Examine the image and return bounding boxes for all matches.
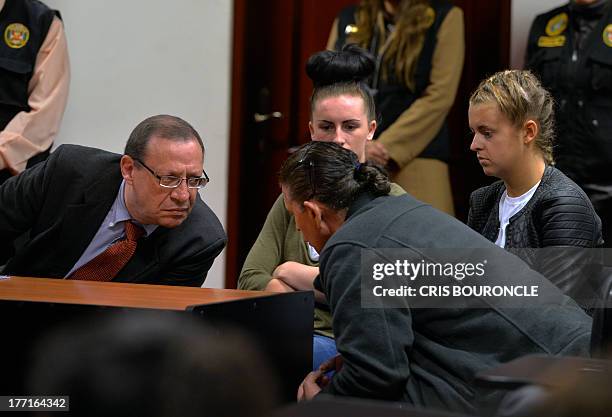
[306,44,375,88]
[354,163,391,197]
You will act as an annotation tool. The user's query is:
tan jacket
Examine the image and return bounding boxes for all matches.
[327,6,465,168]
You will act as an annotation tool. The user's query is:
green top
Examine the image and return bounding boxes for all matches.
[238,183,406,338]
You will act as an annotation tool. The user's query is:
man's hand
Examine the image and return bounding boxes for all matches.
[297,370,324,401]
[296,354,344,402]
[319,353,343,374]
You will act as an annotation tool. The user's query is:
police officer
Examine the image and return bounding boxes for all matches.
[0,0,69,184]
[526,0,612,244]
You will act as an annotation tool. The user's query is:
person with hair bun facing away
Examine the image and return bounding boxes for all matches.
[238,45,405,370]
[283,141,590,413]
[467,70,603,309]
[328,0,464,216]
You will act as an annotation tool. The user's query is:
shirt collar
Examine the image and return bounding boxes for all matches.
[110,180,158,237]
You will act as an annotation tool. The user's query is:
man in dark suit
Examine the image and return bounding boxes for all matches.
[0,114,226,286]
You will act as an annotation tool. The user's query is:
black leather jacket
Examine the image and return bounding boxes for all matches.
[468,166,603,308]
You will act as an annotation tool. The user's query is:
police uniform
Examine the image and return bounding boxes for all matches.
[0,0,69,184]
[526,0,612,244]
[327,0,464,215]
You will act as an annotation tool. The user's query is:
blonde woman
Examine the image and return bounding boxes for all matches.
[467,70,602,308]
[328,0,464,215]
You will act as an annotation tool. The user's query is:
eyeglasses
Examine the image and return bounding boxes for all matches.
[134,158,210,189]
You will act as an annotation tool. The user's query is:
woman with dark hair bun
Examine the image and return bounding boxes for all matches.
[284,142,590,413]
[238,45,405,370]
[306,44,376,87]
[328,0,464,216]
[303,44,378,161]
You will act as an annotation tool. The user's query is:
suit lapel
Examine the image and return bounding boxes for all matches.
[53,169,123,275]
[116,228,166,283]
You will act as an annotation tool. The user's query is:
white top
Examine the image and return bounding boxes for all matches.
[495,181,541,248]
[307,243,320,262]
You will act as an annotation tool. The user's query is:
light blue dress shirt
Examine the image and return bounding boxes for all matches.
[65,180,157,277]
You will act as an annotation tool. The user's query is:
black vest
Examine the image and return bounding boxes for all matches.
[526,1,612,184]
[0,0,58,129]
[334,0,452,161]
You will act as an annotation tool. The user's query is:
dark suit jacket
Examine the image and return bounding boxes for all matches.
[467,165,603,309]
[0,144,226,286]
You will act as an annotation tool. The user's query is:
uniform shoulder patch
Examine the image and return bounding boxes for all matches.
[344,24,358,35]
[423,7,436,29]
[604,24,612,48]
[4,23,30,49]
[545,12,568,37]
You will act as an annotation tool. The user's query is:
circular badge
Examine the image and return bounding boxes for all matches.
[423,7,436,29]
[545,13,568,37]
[604,24,612,48]
[4,23,30,49]
[344,24,359,35]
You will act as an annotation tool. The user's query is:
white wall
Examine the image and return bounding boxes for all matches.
[45,0,233,288]
[511,0,565,68]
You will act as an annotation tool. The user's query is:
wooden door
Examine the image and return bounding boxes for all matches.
[226,0,355,287]
[227,0,511,288]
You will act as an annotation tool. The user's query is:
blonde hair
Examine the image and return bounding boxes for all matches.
[351,0,431,91]
[470,70,555,165]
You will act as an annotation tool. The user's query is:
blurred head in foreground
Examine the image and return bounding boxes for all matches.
[28,312,279,417]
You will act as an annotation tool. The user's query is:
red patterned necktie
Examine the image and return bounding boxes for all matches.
[68,221,145,281]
